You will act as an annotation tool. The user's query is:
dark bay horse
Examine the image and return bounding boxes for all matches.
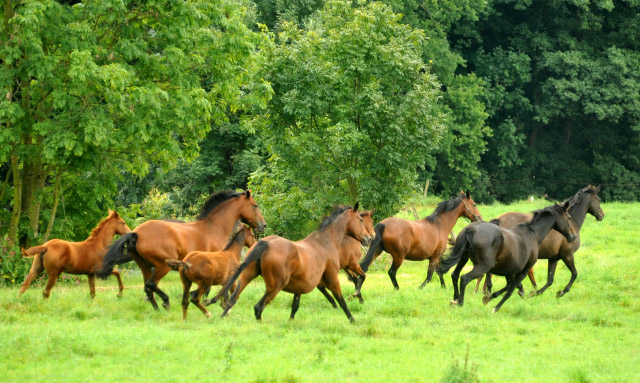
[99,190,266,310]
[487,185,604,297]
[437,202,577,312]
[356,191,482,295]
[166,225,256,320]
[320,210,375,305]
[213,204,365,322]
[19,211,130,299]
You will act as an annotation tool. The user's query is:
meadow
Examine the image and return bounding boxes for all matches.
[1,198,639,383]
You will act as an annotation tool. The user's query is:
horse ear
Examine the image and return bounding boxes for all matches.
[466,190,471,199]
[353,201,359,212]
[112,211,119,217]
[370,208,375,216]
[562,200,571,211]
[595,185,602,193]
[245,190,251,198]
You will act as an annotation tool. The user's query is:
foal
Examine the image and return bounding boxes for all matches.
[19,211,130,299]
[166,225,256,320]
[437,202,577,312]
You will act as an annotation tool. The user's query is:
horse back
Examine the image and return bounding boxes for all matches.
[133,220,213,261]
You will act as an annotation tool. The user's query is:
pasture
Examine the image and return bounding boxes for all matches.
[1,198,639,383]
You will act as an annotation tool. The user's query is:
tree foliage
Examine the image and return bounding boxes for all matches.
[251,0,443,237]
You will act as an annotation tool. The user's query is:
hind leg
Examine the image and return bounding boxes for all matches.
[88,274,96,298]
[387,255,404,290]
[419,257,440,289]
[221,267,260,317]
[533,259,558,296]
[557,255,577,298]
[42,270,61,299]
[111,270,125,297]
[19,255,45,296]
[346,262,366,303]
[317,285,337,308]
[492,270,529,313]
[254,287,283,321]
[355,247,382,297]
[290,294,301,319]
[144,265,171,310]
[450,252,470,303]
[190,283,211,318]
[131,254,153,301]
[179,272,192,320]
[457,264,490,307]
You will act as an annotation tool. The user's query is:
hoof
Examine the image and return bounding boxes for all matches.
[205,311,211,319]
[556,290,566,298]
[349,317,356,324]
[518,290,525,299]
[162,301,170,311]
[482,295,491,305]
[491,307,498,313]
[117,292,123,298]
[450,299,459,306]
[529,290,538,298]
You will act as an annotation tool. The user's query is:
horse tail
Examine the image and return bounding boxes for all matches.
[21,246,48,258]
[437,227,476,275]
[360,223,385,273]
[166,260,192,271]
[218,240,268,302]
[98,232,137,279]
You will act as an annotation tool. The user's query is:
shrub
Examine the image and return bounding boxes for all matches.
[0,236,32,286]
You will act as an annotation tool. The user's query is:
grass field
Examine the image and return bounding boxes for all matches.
[1,198,639,383]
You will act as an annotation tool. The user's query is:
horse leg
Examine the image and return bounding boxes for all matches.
[317,285,337,308]
[180,275,192,320]
[253,287,282,321]
[492,270,530,313]
[528,268,538,291]
[450,252,470,304]
[221,267,259,317]
[483,276,510,305]
[387,256,404,290]
[42,269,61,299]
[457,266,488,307]
[290,294,301,320]
[484,273,493,295]
[132,255,153,301]
[324,272,355,322]
[19,253,45,296]
[191,283,211,319]
[88,274,96,298]
[111,270,125,297]
[418,257,439,289]
[144,265,171,310]
[473,275,483,294]
[557,254,577,298]
[347,262,366,303]
[533,259,558,296]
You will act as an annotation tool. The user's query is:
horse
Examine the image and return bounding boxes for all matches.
[355,191,482,296]
[166,225,256,320]
[212,203,365,322]
[18,210,131,299]
[436,201,578,312]
[98,190,266,311]
[483,185,604,298]
[318,210,375,305]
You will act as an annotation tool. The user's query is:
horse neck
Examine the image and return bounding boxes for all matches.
[85,219,117,250]
[568,196,590,230]
[526,213,558,244]
[431,203,465,233]
[201,202,242,241]
[228,233,247,262]
[313,215,350,248]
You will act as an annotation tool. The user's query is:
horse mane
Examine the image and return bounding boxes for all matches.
[223,225,248,251]
[87,212,116,240]
[425,195,464,223]
[529,203,565,223]
[566,185,597,206]
[197,190,244,220]
[319,205,353,231]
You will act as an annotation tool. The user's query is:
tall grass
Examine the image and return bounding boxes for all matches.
[1,199,638,383]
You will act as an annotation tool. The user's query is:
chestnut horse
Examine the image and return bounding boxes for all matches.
[99,190,266,310]
[437,202,577,312]
[484,185,604,298]
[19,210,130,299]
[356,191,482,296]
[166,225,256,320]
[318,210,375,305]
[213,204,365,322]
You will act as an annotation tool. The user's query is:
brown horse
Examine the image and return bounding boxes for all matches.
[437,202,577,312]
[356,191,482,295]
[19,210,131,299]
[318,210,375,305]
[166,225,256,320]
[213,203,365,322]
[99,190,266,310]
[484,185,604,298]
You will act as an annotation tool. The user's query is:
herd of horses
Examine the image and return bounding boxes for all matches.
[17,185,604,320]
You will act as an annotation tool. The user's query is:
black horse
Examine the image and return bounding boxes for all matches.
[437,201,577,312]
[488,185,604,298]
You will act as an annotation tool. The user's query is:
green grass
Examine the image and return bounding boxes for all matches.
[1,199,639,383]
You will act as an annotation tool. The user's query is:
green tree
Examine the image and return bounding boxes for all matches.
[0,0,271,243]
[253,0,443,238]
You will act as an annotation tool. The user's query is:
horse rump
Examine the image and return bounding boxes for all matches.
[98,232,137,279]
[436,227,476,275]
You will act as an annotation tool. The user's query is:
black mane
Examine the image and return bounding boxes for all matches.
[319,206,353,231]
[197,190,244,220]
[530,203,564,222]
[566,185,597,206]
[425,195,464,222]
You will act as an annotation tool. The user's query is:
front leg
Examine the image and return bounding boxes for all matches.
[317,285,337,308]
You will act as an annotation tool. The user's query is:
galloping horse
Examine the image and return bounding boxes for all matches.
[19,211,130,299]
[486,185,604,298]
[437,202,577,312]
[356,191,482,296]
[99,190,266,310]
[213,204,365,322]
[319,210,375,305]
[166,225,256,320]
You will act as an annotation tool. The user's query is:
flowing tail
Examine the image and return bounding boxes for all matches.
[359,223,385,272]
[213,240,268,304]
[18,247,48,296]
[22,246,48,257]
[98,232,137,279]
[166,260,192,271]
[436,227,476,275]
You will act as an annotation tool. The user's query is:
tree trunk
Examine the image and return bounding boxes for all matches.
[8,146,22,245]
[42,171,62,243]
[346,176,358,205]
[27,159,46,242]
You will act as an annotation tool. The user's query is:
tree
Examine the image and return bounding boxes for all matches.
[0,0,271,243]
[252,0,443,238]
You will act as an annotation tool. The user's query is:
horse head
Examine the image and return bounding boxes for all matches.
[238,190,267,234]
[460,190,483,222]
[359,209,375,246]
